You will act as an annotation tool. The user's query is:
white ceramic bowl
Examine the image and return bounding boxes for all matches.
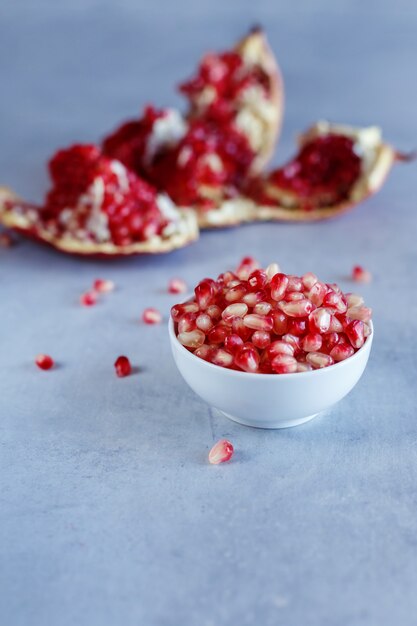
[168,318,373,429]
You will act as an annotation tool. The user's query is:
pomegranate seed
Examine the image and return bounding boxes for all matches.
[345,320,365,349]
[363,323,372,337]
[330,342,355,362]
[322,332,340,352]
[287,275,303,292]
[296,362,313,372]
[171,302,199,322]
[279,299,314,318]
[224,333,244,354]
[206,304,222,319]
[306,352,334,369]
[267,340,295,357]
[323,291,348,314]
[327,283,342,294]
[347,305,372,322]
[222,302,248,324]
[270,273,289,301]
[284,291,305,302]
[93,278,115,293]
[236,256,260,280]
[243,313,273,331]
[265,262,280,280]
[218,271,238,286]
[178,329,205,349]
[308,308,331,333]
[242,290,265,307]
[208,439,234,465]
[346,293,364,308]
[231,317,252,341]
[142,307,162,324]
[287,318,307,337]
[114,355,131,377]
[248,269,268,291]
[35,354,54,370]
[302,272,318,291]
[80,291,97,306]
[168,278,187,294]
[0,232,14,247]
[352,265,372,283]
[252,330,271,350]
[301,333,323,352]
[272,310,288,336]
[224,284,247,302]
[253,301,272,316]
[271,354,297,374]
[208,323,229,344]
[282,334,301,353]
[307,281,327,306]
[211,348,234,368]
[234,345,260,373]
[194,344,215,361]
[328,315,344,333]
[195,279,215,309]
[196,313,214,332]
[178,312,197,333]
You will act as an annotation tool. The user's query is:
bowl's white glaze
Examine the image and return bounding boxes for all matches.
[169,317,373,429]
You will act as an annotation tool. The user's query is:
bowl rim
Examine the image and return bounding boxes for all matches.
[168,313,373,380]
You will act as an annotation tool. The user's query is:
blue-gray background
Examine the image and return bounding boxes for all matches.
[1,1,416,625]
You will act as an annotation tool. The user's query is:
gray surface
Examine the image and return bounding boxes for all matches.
[1,1,417,625]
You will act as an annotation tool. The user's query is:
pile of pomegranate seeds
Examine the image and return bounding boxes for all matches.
[114,355,132,377]
[352,265,372,283]
[172,257,372,374]
[35,354,54,370]
[208,439,234,464]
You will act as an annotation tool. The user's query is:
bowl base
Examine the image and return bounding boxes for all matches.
[219,410,320,429]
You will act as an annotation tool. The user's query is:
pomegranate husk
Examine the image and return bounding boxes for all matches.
[250,122,405,222]
[0,186,199,257]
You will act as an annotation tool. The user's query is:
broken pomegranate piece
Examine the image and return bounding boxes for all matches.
[251,121,409,221]
[172,258,372,374]
[0,144,198,256]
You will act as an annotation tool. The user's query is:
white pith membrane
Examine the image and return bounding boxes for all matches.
[254,121,398,222]
[144,109,188,164]
[0,159,199,256]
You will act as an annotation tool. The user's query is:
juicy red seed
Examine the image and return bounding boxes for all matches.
[279,299,314,318]
[208,439,234,465]
[194,344,215,361]
[271,354,297,374]
[296,362,313,372]
[242,290,265,306]
[224,284,247,302]
[168,278,187,294]
[270,273,289,301]
[211,348,234,368]
[251,330,271,350]
[352,265,372,283]
[253,301,272,316]
[302,272,318,291]
[287,276,303,292]
[178,312,197,333]
[323,291,348,313]
[285,291,305,302]
[330,342,355,362]
[231,317,252,341]
[114,355,131,377]
[322,332,340,351]
[272,310,288,336]
[206,304,222,319]
[282,334,301,353]
[80,291,97,306]
[35,354,54,370]
[171,302,199,322]
[308,281,327,306]
[208,323,229,344]
[178,329,205,349]
[347,305,372,322]
[142,307,162,324]
[306,352,334,369]
[345,320,365,349]
[224,333,244,354]
[287,318,308,336]
[346,293,364,308]
[93,278,115,293]
[243,314,273,331]
[196,313,213,332]
[301,333,323,352]
[308,308,331,333]
[265,263,280,280]
[195,279,215,309]
[222,302,248,324]
[236,256,260,280]
[267,340,295,357]
[248,269,268,291]
[234,345,260,373]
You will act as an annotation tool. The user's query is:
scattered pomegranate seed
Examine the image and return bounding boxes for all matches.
[208,439,234,465]
[352,265,372,283]
[171,261,372,374]
[0,232,14,247]
[168,278,187,294]
[80,291,97,306]
[35,354,54,370]
[93,278,115,293]
[142,307,162,324]
[114,355,132,377]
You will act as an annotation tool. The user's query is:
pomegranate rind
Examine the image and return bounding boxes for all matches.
[0,186,199,256]
[253,122,398,222]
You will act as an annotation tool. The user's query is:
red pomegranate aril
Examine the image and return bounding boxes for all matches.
[142,307,162,324]
[322,331,340,352]
[206,304,222,319]
[35,354,54,370]
[178,329,205,349]
[352,265,372,283]
[287,318,308,337]
[80,291,97,307]
[243,313,273,331]
[347,305,372,322]
[93,278,115,293]
[248,269,268,291]
[222,302,248,324]
[168,278,187,294]
[242,290,265,307]
[253,301,272,316]
[265,262,280,280]
[270,273,289,301]
[287,275,303,292]
[171,301,199,321]
[208,323,229,344]
[272,310,288,335]
[345,320,365,349]
[267,340,295,357]
[224,333,244,354]
[297,362,313,372]
[279,299,314,318]
[302,272,318,291]
[231,316,252,341]
[282,334,301,354]
[330,342,355,362]
[178,312,197,333]
[218,271,238,286]
[271,354,297,374]
[308,281,327,306]
[284,291,305,302]
[196,313,214,332]
[306,352,334,369]
[211,348,234,368]
[234,345,260,373]
[364,323,372,337]
[346,293,364,308]
[323,291,348,313]
[301,333,323,352]
[252,330,271,350]
[208,439,234,465]
[236,256,260,281]
[328,315,344,333]
[114,355,131,377]
[195,279,215,309]
[308,308,331,333]
[194,344,215,361]
[224,284,247,302]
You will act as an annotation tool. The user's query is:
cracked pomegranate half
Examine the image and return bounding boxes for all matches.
[250,121,410,221]
[0,144,198,256]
